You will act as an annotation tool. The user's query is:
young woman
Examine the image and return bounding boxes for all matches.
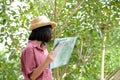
[21,16,57,80]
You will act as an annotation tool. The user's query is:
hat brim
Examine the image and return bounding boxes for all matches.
[30,21,57,31]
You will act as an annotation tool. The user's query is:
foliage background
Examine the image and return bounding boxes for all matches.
[0,0,120,80]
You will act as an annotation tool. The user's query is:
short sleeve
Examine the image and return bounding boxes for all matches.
[21,47,36,78]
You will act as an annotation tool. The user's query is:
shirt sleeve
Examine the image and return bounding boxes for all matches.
[21,47,36,77]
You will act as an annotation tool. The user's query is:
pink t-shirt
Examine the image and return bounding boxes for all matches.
[21,40,52,80]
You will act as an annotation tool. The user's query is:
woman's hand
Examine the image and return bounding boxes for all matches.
[46,51,56,63]
[29,51,56,80]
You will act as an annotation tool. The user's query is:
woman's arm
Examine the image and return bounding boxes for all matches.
[29,51,55,80]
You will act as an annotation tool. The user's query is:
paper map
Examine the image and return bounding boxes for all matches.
[50,37,77,69]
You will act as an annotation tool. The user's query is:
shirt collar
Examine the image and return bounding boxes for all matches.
[28,40,46,51]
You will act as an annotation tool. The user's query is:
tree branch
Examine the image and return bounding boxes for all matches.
[100,33,107,80]
[48,0,54,12]
[57,0,84,37]
[56,0,67,18]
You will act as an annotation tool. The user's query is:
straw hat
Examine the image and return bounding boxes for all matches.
[30,16,57,30]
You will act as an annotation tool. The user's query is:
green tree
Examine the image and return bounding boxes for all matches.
[0,0,120,80]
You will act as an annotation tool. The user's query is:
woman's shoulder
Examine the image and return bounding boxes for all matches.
[21,44,34,54]
[24,40,35,50]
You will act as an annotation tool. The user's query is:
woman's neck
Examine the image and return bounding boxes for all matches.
[34,40,42,47]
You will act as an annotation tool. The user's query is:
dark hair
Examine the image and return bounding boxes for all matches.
[29,25,52,43]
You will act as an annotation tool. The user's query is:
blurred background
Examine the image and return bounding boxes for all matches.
[0,0,120,80]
